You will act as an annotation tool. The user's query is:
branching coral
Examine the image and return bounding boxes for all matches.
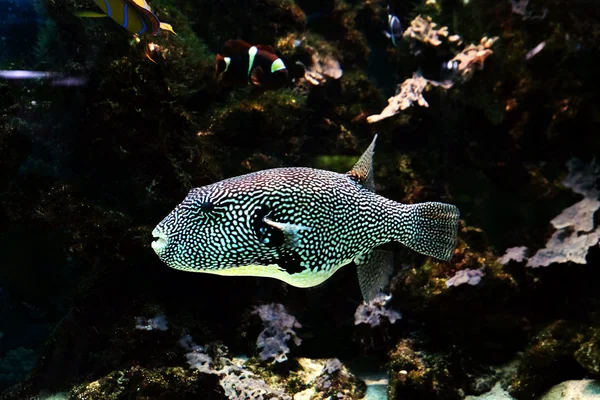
[445,268,485,287]
[526,159,600,267]
[449,37,499,82]
[502,159,600,268]
[498,246,529,264]
[366,73,431,123]
[368,15,498,123]
[297,53,343,86]
[527,229,600,267]
[402,15,449,47]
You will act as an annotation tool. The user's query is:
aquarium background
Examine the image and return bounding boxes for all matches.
[0,0,599,398]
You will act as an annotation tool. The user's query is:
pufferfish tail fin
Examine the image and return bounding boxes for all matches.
[398,202,460,261]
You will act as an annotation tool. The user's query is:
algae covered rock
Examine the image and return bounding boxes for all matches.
[511,320,598,399]
[574,332,600,375]
[69,366,221,400]
[387,338,461,400]
[294,358,366,400]
[389,222,523,360]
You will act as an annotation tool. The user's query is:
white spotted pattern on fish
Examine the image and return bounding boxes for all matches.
[151,136,460,300]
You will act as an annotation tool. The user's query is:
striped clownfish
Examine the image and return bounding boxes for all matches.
[215,40,288,90]
[75,0,175,36]
[151,135,460,302]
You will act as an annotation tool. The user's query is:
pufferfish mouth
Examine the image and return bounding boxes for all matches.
[151,228,168,254]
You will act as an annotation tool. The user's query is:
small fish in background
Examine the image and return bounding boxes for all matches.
[525,41,546,60]
[439,59,459,84]
[441,60,459,72]
[75,0,175,36]
[151,135,460,302]
[0,70,88,86]
[215,40,289,90]
[383,4,403,47]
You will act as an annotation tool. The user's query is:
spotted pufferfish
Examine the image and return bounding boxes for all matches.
[151,135,459,301]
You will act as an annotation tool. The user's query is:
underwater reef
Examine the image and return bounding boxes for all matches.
[0,0,599,398]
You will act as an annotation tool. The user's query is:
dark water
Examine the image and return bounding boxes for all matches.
[0,0,599,399]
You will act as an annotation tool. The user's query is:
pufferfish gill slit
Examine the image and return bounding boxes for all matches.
[151,135,460,302]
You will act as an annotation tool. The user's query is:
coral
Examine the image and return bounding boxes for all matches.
[220,367,290,400]
[527,159,600,268]
[449,37,499,82]
[402,15,449,47]
[290,358,365,400]
[366,73,431,123]
[354,293,402,327]
[551,197,600,232]
[179,337,366,399]
[526,228,600,267]
[445,268,485,287]
[253,304,302,363]
[181,336,291,399]
[311,358,366,399]
[498,246,529,264]
[368,17,498,124]
[297,53,343,86]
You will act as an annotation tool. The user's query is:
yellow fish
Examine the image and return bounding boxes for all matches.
[76,0,175,35]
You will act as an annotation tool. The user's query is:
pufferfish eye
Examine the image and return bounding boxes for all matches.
[200,201,214,212]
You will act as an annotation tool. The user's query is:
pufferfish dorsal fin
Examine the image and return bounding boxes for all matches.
[264,217,312,248]
[346,134,378,192]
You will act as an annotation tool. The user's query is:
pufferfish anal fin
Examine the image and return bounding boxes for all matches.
[346,134,378,192]
[355,249,394,302]
[264,217,312,248]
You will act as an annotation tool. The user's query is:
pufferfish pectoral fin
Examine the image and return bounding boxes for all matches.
[355,249,395,302]
[346,134,378,192]
[263,217,312,248]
